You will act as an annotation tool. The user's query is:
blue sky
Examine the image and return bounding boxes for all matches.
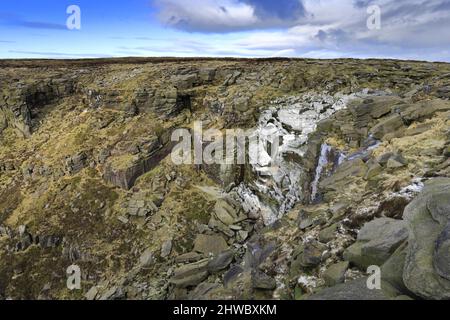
[1,0,450,61]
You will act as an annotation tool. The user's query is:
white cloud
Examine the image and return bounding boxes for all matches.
[149,0,450,61]
[156,0,258,32]
[155,0,307,32]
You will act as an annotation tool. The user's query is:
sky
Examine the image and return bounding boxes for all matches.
[0,0,450,61]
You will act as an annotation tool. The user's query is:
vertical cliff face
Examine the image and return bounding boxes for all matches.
[0,58,449,300]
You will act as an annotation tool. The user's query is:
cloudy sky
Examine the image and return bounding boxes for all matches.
[0,0,449,61]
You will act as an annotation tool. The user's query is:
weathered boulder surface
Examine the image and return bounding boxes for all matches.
[319,159,367,193]
[348,96,404,129]
[207,251,234,273]
[400,99,450,123]
[403,178,450,300]
[193,234,229,256]
[344,218,408,269]
[380,242,412,297]
[323,261,349,287]
[370,114,405,140]
[308,278,390,300]
[169,259,210,288]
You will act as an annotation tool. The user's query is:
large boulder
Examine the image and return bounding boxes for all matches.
[193,234,229,256]
[198,68,216,82]
[403,178,450,300]
[307,278,390,300]
[344,218,408,269]
[64,152,88,174]
[348,96,404,129]
[323,261,349,287]
[380,242,413,297]
[213,199,240,226]
[171,74,198,90]
[370,114,405,140]
[169,259,210,288]
[437,86,450,99]
[207,251,234,273]
[291,241,327,271]
[251,271,277,290]
[319,159,367,193]
[400,99,450,123]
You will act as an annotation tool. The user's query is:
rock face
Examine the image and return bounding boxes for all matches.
[103,140,174,190]
[299,241,326,268]
[344,218,408,269]
[323,261,349,287]
[0,80,74,137]
[403,178,450,300]
[139,249,155,268]
[64,152,88,174]
[319,159,368,195]
[252,271,276,290]
[193,234,229,256]
[207,251,234,273]
[318,223,338,243]
[169,259,210,288]
[308,278,389,300]
[380,242,410,297]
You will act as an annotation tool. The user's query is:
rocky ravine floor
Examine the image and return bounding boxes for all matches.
[0,58,449,300]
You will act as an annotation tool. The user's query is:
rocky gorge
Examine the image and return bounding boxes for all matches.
[0,57,449,300]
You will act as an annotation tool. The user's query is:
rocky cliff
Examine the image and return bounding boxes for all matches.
[0,58,449,300]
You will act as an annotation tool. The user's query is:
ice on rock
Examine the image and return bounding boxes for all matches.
[393,178,425,200]
[233,92,365,225]
[310,144,332,202]
[236,184,277,225]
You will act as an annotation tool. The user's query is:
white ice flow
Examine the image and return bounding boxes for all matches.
[236,91,367,225]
